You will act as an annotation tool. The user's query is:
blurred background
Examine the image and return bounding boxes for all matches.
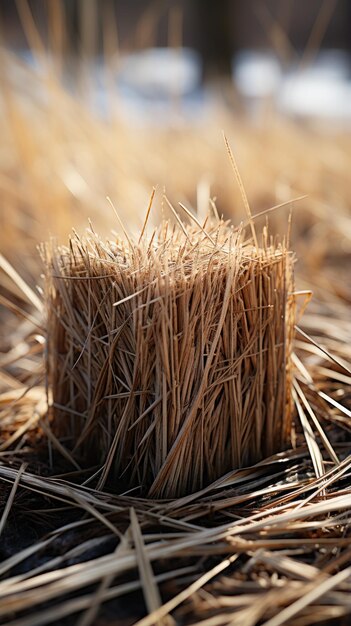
[0,0,350,292]
[2,0,350,120]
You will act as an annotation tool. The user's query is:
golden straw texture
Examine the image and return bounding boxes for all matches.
[43,221,295,498]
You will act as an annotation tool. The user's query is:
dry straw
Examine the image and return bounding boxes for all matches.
[43,217,295,498]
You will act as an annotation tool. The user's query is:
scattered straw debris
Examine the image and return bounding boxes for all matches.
[0,233,350,624]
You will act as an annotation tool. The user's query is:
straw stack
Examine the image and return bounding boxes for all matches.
[43,220,295,498]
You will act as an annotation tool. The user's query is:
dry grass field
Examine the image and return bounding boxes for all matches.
[0,6,351,626]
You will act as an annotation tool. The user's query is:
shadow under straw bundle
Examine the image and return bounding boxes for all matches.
[43,220,295,498]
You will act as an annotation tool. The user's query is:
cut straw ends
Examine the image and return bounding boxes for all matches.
[43,220,295,498]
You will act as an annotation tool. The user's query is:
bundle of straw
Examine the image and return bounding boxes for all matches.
[43,220,295,498]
